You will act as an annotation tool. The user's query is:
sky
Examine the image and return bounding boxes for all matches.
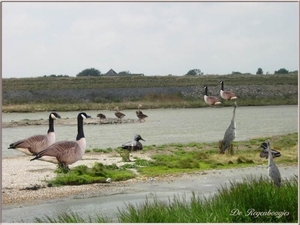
[2,2,299,78]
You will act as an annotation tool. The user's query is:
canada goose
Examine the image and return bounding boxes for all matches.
[260,142,281,159]
[203,86,222,106]
[266,140,281,187]
[114,107,125,120]
[121,134,145,151]
[30,112,91,169]
[8,112,61,156]
[219,80,237,100]
[220,102,237,153]
[136,104,148,122]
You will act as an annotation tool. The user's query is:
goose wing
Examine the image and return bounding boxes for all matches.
[37,141,77,158]
[9,134,49,155]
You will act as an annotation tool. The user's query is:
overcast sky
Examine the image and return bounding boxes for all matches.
[2,2,298,78]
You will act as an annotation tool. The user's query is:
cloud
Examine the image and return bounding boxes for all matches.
[2,2,298,77]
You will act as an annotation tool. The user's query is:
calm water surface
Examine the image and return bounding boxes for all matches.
[2,105,298,157]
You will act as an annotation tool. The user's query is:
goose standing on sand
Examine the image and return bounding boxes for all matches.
[8,112,61,156]
[30,112,91,170]
[122,134,145,151]
[136,104,148,122]
[260,141,281,159]
[203,86,222,106]
[219,80,238,101]
[266,140,281,187]
[114,107,125,121]
[220,102,237,153]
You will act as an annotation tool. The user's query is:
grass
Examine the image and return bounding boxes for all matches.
[47,162,135,186]
[2,73,298,112]
[47,132,298,186]
[34,175,298,223]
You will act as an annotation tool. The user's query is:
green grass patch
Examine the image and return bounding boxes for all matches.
[47,163,136,186]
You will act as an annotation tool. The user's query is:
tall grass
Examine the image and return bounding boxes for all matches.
[117,176,298,223]
[34,176,298,223]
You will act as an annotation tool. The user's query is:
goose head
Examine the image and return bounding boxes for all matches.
[50,112,61,120]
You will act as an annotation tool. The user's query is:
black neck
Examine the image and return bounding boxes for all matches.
[220,81,224,91]
[204,87,208,95]
[47,115,54,133]
[76,116,85,140]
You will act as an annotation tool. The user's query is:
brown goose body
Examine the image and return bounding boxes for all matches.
[97,113,106,119]
[136,104,148,122]
[114,107,125,119]
[8,112,61,156]
[219,81,237,100]
[30,112,91,168]
[203,86,222,106]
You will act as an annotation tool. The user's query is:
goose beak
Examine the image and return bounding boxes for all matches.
[141,138,145,141]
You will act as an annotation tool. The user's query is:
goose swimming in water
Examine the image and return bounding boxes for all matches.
[30,112,91,170]
[219,80,238,101]
[8,112,61,156]
[220,102,237,153]
[260,141,281,159]
[121,134,145,151]
[203,86,222,106]
[266,140,281,187]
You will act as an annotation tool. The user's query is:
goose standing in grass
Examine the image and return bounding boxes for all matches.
[203,86,222,106]
[8,112,61,156]
[219,80,238,100]
[122,134,145,151]
[220,102,237,153]
[30,112,91,170]
[114,107,125,121]
[136,104,148,122]
[260,141,281,159]
[266,140,281,187]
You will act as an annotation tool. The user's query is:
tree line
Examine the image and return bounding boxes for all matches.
[42,67,297,78]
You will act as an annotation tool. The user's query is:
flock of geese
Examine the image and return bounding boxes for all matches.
[8,80,282,187]
[97,104,148,123]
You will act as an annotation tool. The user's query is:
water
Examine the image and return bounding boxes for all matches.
[2,105,298,157]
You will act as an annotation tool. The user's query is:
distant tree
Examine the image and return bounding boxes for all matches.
[231,71,242,75]
[274,68,289,74]
[118,71,131,75]
[186,69,203,76]
[256,68,263,75]
[76,68,101,77]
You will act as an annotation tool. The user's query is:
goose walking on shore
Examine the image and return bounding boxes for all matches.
[30,112,91,170]
[114,107,125,121]
[266,140,281,187]
[136,104,148,122]
[219,80,238,101]
[8,112,61,156]
[97,113,106,123]
[203,86,222,106]
[220,102,237,154]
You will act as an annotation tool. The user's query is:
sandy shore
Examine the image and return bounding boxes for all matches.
[2,151,155,205]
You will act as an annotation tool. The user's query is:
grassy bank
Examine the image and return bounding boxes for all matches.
[46,132,298,186]
[34,176,298,223]
[2,73,298,112]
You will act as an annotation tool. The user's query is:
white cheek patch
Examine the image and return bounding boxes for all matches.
[81,114,87,119]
